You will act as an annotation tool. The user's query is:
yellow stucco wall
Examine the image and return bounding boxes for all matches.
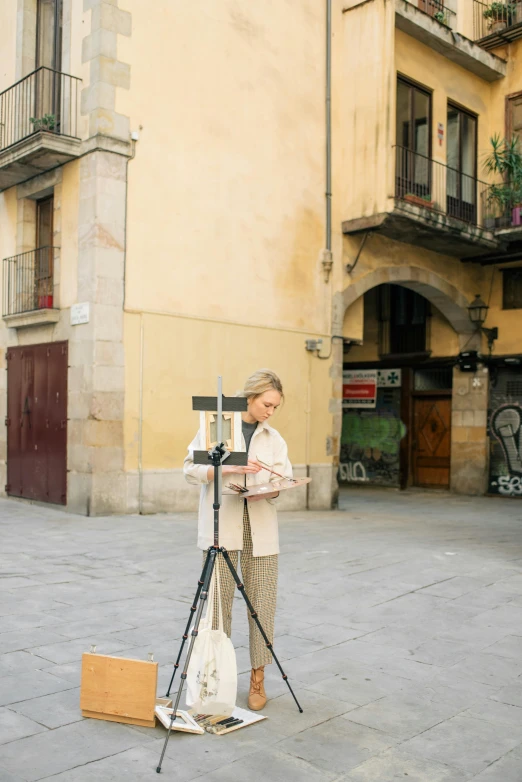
[341,0,395,219]
[0,3,16,89]
[0,189,17,261]
[117,0,328,334]
[118,1,337,474]
[60,160,80,308]
[124,311,332,473]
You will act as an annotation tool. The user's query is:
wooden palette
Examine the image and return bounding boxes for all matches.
[238,477,311,498]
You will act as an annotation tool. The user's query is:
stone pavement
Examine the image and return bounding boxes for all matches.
[0,487,522,781]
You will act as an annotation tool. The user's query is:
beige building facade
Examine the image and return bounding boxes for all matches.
[0,0,521,514]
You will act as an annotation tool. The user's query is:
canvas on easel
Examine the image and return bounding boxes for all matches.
[201,410,242,451]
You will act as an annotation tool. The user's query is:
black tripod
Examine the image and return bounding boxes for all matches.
[156,379,302,773]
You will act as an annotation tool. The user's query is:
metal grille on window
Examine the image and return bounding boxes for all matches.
[414,367,453,391]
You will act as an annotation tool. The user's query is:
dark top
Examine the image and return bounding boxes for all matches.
[242,420,258,455]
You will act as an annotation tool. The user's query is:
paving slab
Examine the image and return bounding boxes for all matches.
[277,717,398,777]
[0,714,154,781]
[8,688,83,729]
[0,708,47,745]
[0,488,521,780]
[0,671,75,708]
[400,713,522,776]
[470,746,522,782]
[343,690,464,740]
[340,746,470,781]
[187,746,339,782]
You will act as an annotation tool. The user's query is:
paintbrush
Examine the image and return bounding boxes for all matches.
[255,456,296,482]
[227,483,248,493]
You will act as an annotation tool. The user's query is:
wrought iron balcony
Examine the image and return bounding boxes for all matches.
[342,147,500,259]
[405,0,457,29]
[3,247,57,317]
[394,146,490,229]
[0,67,81,190]
[473,0,522,49]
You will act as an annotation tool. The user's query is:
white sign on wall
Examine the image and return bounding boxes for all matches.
[377,369,402,388]
[71,302,90,326]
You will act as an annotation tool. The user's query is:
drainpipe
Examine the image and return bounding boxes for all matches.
[321,0,333,283]
[138,314,144,514]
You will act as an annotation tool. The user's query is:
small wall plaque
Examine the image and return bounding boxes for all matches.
[71,302,90,326]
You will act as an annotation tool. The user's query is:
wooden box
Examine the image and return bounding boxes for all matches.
[80,653,170,728]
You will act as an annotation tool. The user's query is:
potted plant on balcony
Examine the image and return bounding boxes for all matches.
[29,114,56,133]
[483,1,514,32]
[484,134,522,227]
[433,9,449,25]
[404,192,434,209]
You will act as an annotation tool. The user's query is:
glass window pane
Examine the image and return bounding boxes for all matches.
[446,107,459,198]
[37,0,56,69]
[413,90,430,157]
[396,81,411,149]
[461,114,476,177]
[37,198,53,248]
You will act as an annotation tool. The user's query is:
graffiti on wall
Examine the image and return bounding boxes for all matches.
[339,406,407,487]
[489,404,522,496]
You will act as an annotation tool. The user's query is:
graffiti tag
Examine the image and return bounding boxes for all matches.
[339,462,368,483]
[489,403,522,497]
[495,475,522,496]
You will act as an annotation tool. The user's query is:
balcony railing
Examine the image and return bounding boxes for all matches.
[394,146,490,229]
[473,0,522,45]
[0,67,80,152]
[3,247,57,317]
[481,182,522,230]
[404,0,457,29]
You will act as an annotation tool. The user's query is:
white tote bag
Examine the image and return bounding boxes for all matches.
[185,563,237,716]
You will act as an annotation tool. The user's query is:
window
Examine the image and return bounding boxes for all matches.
[36,0,63,70]
[506,92,522,139]
[396,79,431,199]
[379,284,430,356]
[36,196,54,309]
[35,0,63,130]
[503,268,522,310]
[446,104,477,222]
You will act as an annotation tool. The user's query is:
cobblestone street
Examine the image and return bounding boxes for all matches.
[0,488,521,781]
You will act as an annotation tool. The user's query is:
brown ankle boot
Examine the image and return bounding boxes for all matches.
[248,666,267,711]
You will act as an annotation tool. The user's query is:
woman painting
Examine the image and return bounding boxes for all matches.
[183,369,291,711]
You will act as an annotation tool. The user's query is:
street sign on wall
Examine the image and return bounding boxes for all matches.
[343,370,377,408]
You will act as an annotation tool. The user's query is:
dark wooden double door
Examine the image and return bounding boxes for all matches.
[412,395,451,489]
[6,341,67,504]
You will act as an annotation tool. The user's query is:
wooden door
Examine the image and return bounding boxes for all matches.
[413,395,451,488]
[6,341,67,504]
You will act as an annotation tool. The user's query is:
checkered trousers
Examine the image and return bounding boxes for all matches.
[203,503,278,669]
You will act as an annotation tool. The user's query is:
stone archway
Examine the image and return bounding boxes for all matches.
[330,265,487,502]
[334,265,474,337]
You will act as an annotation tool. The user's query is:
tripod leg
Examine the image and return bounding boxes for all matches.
[156,549,217,773]
[220,548,303,714]
[166,547,212,697]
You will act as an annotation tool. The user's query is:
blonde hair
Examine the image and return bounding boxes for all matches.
[242,369,284,402]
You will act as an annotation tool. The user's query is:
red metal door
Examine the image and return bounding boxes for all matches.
[6,341,67,504]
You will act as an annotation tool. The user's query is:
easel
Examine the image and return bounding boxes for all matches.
[156,377,303,773]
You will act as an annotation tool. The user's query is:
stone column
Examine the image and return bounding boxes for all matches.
[450,363,489,495]
[67,149,126,515]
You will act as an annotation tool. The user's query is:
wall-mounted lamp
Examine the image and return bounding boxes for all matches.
[467,294,498,353]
